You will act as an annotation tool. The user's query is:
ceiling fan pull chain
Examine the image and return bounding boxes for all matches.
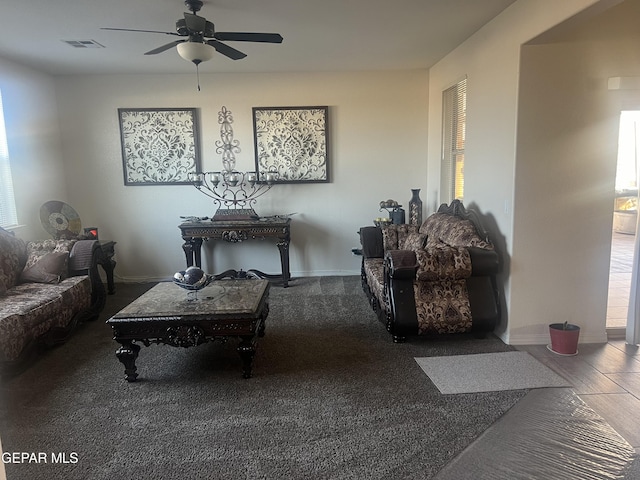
[196,63,201,91]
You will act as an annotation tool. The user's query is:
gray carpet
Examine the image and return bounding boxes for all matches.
[415,351,571,394]
[0,276,526,479]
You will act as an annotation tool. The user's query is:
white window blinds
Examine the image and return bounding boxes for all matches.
[441,78,466,202]
[0,90,18,228]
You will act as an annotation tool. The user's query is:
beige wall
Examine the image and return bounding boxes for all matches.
[513,0,640,344]
[52,70,429,280]
[513,41,618,344]
[427,2,606,342]
[427,0,631,344]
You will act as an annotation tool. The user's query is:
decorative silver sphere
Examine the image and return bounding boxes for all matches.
[173,267,211,292]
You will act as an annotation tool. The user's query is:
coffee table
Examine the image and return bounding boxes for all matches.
[106,279,270,381]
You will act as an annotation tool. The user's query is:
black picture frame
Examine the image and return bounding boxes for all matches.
[252,106,329,183]
[118,108,201,186]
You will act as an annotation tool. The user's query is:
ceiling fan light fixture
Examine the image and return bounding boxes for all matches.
[177,42,215,64]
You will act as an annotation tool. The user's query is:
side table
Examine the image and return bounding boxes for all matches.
[97,241,117,294]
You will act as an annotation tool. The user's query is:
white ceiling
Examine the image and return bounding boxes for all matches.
[0,0,517,76]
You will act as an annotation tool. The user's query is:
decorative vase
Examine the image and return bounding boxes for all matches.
[548,322,580,355]
[408,189,423,226]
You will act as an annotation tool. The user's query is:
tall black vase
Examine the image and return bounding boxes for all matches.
[409,189,423,225]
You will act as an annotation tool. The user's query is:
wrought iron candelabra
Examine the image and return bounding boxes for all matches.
[188,106,277,220]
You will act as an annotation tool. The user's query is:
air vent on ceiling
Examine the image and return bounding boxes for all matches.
[62,40,105,49]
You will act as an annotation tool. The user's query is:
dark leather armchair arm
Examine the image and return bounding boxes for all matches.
[468,247,500,276]
[384,250,418,342]
[385,250,418,278]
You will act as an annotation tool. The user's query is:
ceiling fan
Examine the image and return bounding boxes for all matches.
[101,0,283,65]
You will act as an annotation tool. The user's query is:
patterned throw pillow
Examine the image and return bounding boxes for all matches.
[382,226,399,252]
[402,232,428,251]
[421,214,493,250]
[382,224,421,252]
[24,239,76,280]
[19,251,69,284]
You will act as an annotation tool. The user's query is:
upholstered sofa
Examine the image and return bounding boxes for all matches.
[0,227,106,371]
[360,200,500,342]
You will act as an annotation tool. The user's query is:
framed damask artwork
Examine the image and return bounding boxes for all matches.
[252,106,329,183]
[118,108,201,185]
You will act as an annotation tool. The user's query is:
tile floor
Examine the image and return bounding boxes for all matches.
[607,231,635,329]
[519,340,640,454]
[520,230,640,455]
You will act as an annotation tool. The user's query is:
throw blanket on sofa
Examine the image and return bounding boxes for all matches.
[69,240,98,271]
[414,246,473,334]
[415,280,472,334]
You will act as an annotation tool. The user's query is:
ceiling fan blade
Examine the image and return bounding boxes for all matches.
[206,40,247,60]
[144,40,185,55]
[213,32,283,43]
[101,27,180,36]
[184,12,207,33]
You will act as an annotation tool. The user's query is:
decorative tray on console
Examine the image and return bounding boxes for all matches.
[212,208,260,221]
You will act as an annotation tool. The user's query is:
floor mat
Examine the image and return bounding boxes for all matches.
[415,351,570,394]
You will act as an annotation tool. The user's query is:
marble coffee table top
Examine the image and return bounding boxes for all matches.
[110,279,269,319]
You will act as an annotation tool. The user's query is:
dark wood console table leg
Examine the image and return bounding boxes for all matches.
[247,240,291,286]
[97,241,117,294]
[182,238,194,267]
[115,341,141,382]
[182,237,203,268]
[104,260,116,295]
[277,240,291,287]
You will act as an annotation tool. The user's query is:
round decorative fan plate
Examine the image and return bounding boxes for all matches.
[39,201,82,239]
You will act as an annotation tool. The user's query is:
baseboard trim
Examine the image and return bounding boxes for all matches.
[113,271,361,284]
[502,331,608,346]
[606,327,626,340]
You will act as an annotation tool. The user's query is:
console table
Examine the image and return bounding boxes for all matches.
[179,217,291,287]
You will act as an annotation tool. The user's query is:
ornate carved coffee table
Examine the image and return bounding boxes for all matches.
[107,279,269,381]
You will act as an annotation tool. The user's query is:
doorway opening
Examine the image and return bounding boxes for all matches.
[607,111,640,334]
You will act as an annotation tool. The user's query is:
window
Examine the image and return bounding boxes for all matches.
[441,78,466,202]
[0,90,17,228]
